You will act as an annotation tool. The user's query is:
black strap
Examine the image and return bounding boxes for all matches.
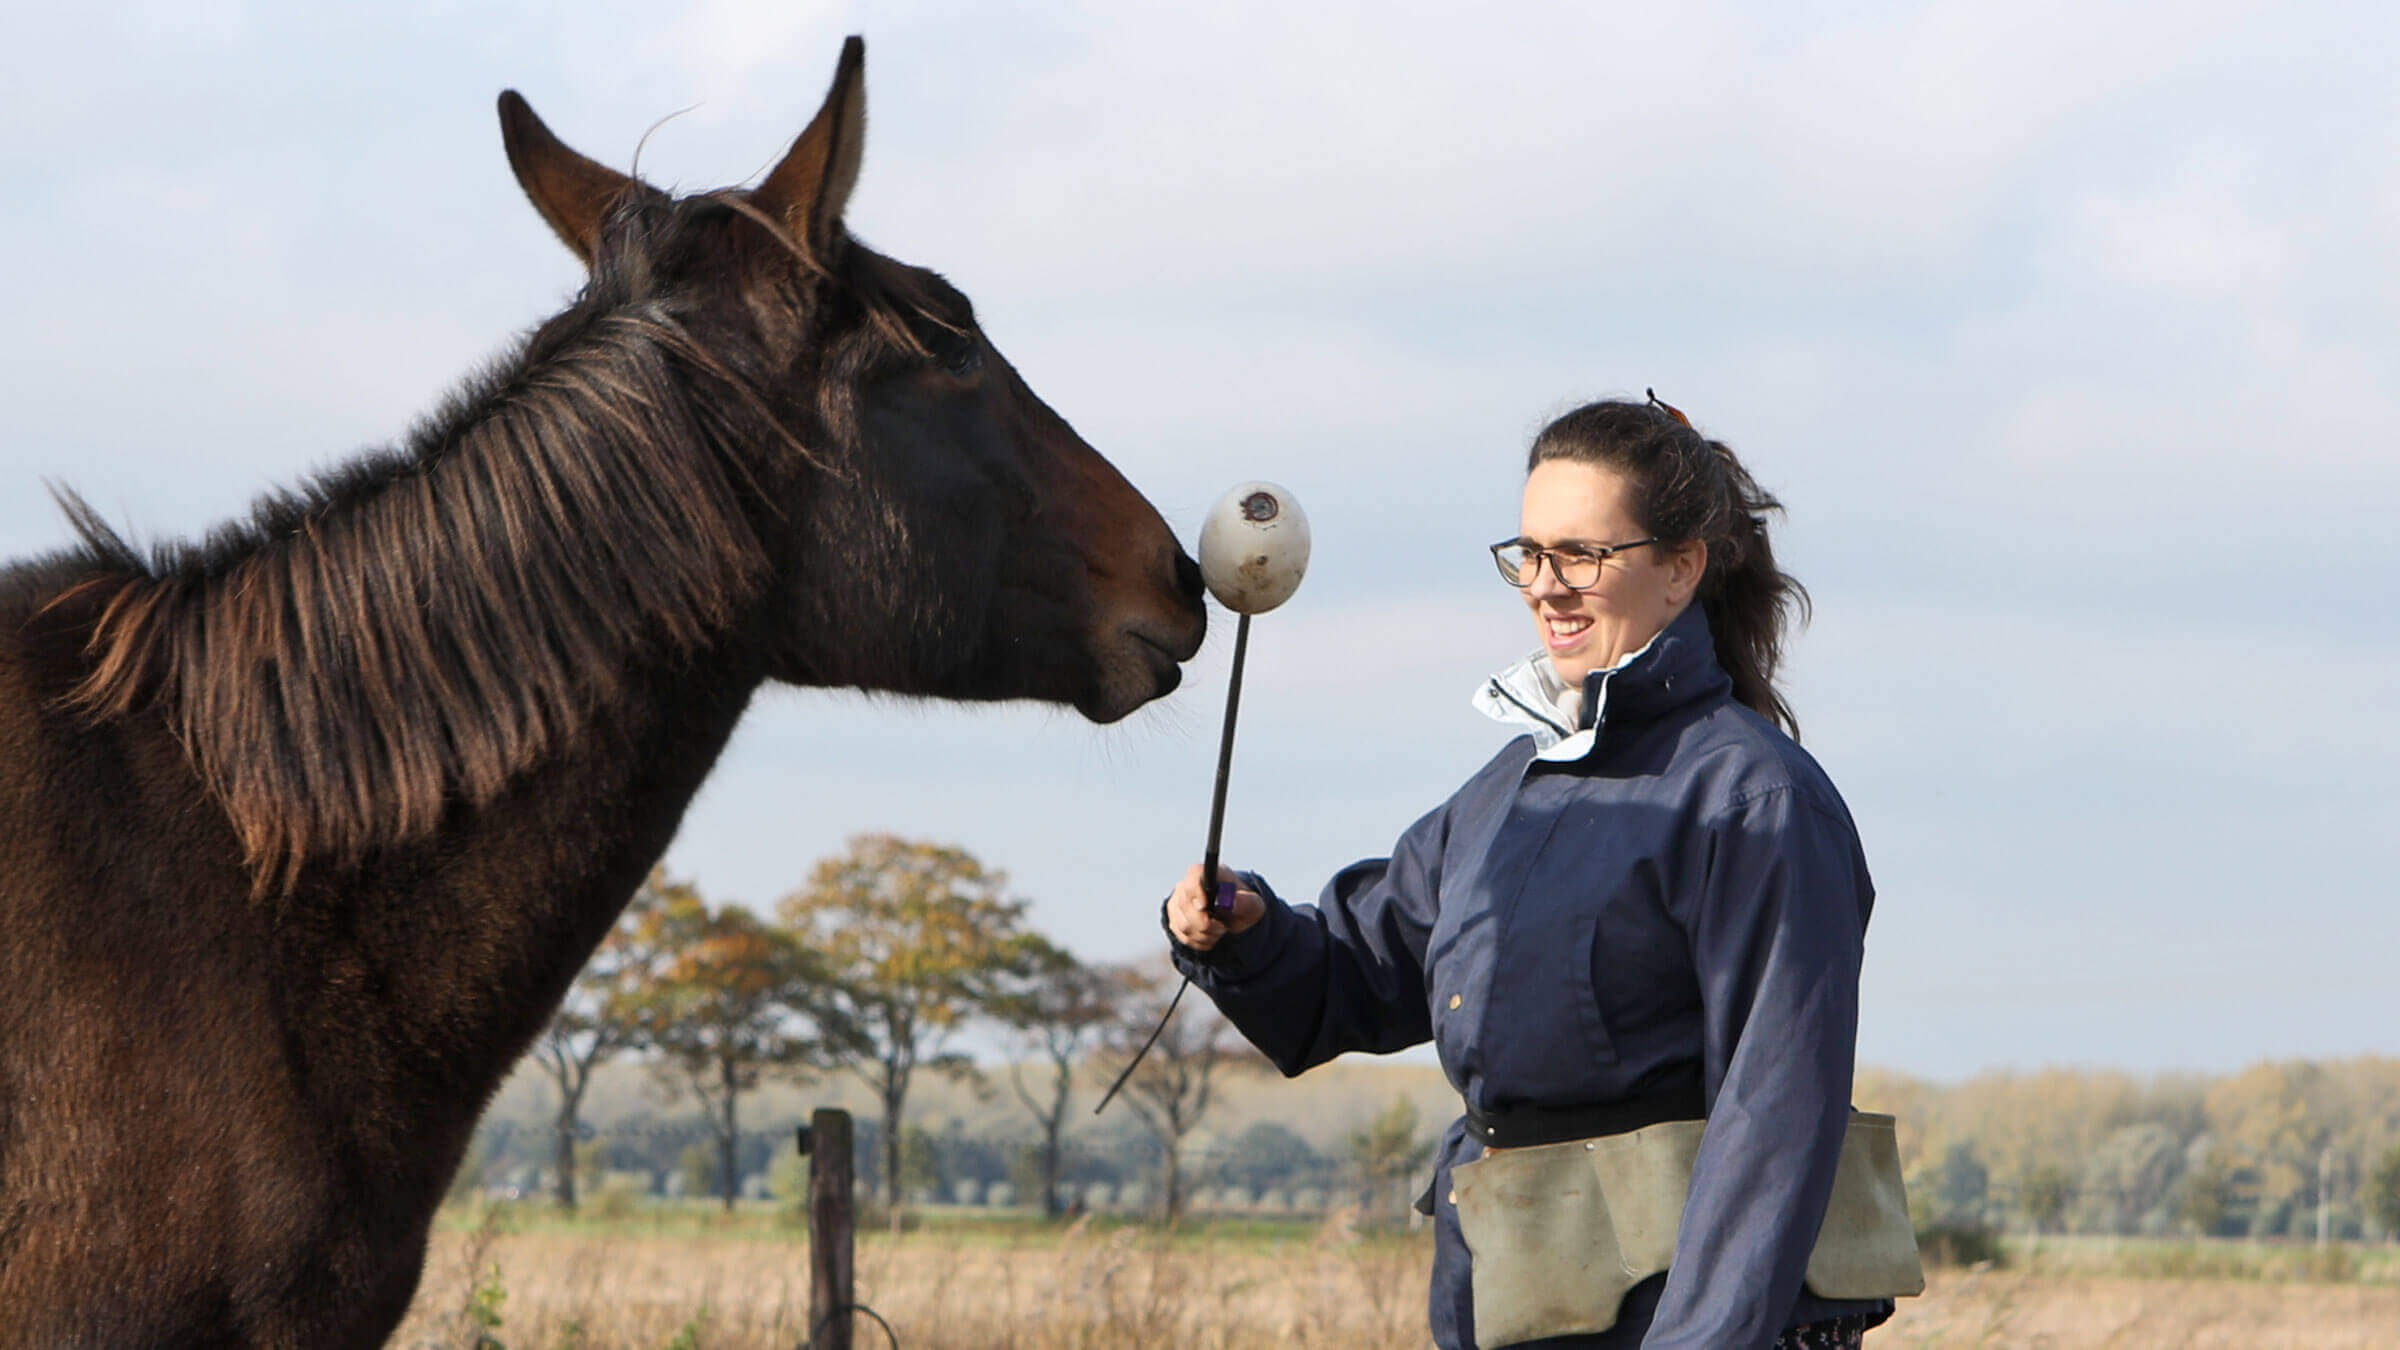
[1463,1071,1708,1151]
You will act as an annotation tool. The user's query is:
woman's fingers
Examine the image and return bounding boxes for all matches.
[1169,862,1264,949]
[1168,862,1220,947]
[1217,873,1266,933]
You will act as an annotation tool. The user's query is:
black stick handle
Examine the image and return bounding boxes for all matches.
[1094,610,1256,1119]
[1201,611,1251,915]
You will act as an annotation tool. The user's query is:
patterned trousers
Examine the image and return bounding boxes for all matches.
[1772,1313,1881,1349]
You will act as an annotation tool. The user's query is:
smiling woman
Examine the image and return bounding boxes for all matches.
[1513,394,1808,735]
[0,38,1202,1350]
[1163,395,1917,1350]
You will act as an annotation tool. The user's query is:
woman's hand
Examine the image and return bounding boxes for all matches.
[1166,862,1266,951]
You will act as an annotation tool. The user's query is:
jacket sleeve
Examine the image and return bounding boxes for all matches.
[1643,784,1871,1350]
[1165,797,1447,1076]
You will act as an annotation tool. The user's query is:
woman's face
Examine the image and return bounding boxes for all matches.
[1517,459,1706,688]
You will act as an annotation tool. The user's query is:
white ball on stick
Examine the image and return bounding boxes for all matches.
[1092,481,1310,1121]
[1197,481,1311,614]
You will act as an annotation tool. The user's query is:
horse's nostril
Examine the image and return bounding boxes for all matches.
[1173,551,1204,606]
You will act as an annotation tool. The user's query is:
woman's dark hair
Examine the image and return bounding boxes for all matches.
[1528,394,1810,736]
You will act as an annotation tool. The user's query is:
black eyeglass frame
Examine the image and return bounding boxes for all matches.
[1488,536,1661,590]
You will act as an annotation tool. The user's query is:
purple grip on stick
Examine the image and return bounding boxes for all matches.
[1208,878,1237,920]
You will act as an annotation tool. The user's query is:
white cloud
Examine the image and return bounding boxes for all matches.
[2073,141,2288,295]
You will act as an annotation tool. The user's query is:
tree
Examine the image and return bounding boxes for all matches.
[781,834,1041,1225]
[1348,1095,1436,1222]
[1220,1120,1323,1195]
[1934,1067,2143,1209]
[992,938,1120,1217]
[897,1125,944,1202]
[529,870,673,1209]
[1096,964,1228,1224]
[623,884,836,1210]
[2177,1141,2234,1237]
[2206,1061,2332,1219]
[1925,1141,1991,1228]
[2072,1123,2184,1235]
[2016,1162,2074,1235]
[2367,1143,2400,1242]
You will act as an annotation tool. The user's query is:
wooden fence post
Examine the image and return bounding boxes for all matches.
[798,1107,854,1350]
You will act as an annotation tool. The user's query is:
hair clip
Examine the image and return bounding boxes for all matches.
[1646,388,1693,428]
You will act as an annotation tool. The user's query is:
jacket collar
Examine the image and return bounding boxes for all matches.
[1471,604,1730,762]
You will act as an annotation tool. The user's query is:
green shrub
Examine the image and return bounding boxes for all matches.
[465,1262,507,1349]
[591,1174,645,1221]
[661,1305,712,1350]
[1914,1221,2003,1268]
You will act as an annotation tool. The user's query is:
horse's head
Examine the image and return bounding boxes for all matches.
[496,38,1204,722]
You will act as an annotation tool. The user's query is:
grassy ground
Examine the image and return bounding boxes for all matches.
[390,1203,2400,1350]
[1997,1231,2400,1284]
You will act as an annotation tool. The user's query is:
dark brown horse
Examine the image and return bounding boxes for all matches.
[0,39,1203,1349]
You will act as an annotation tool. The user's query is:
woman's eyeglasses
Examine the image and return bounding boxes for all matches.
[1489,537,1658,590]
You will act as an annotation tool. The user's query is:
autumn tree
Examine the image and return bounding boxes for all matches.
[530,870,676,1209]
[1096,964,1228,1224]
[624,883,841,1210]
[780,834,1041,1223]
[2206,1061,2335,1220]
[992,938,1120,1217]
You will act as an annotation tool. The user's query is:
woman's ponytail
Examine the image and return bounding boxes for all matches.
[1696,440,1809,737]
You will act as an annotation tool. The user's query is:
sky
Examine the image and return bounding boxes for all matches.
[3,1,2394,1081]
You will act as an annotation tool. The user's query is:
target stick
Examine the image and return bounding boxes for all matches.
[1193,482,1309,911]
[1094,482,1309,1117]
[1198,612,1250,918]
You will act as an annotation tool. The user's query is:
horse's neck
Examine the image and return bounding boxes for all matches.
[288,632,767,1176]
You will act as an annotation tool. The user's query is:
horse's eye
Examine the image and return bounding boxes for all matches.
[942,336,984,378]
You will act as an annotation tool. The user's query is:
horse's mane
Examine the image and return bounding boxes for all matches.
[42,191,969,894]
[56,303,778,892]
[40,200,932,894]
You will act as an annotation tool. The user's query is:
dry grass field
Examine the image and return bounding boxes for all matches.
[390,1208,2400,1350]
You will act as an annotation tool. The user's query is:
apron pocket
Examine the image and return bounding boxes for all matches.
[1453,1115,1923,1347]
[1452,1121,1705,1346]
[1804,1112,1927,1300]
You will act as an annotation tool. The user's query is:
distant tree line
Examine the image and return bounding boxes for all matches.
[468,835,1439,1225]
[482,833,2400,1243]
[461,1110,1393,1215]
[1859,1061,2400,1242]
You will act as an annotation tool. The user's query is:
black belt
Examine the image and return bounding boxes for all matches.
[1463,1071,1708,1150]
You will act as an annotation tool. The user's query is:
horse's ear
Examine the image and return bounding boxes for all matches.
[498,90,639,264]
[753,36,867,263]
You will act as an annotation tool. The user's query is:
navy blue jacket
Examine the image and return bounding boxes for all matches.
[1173,605,1891,1349]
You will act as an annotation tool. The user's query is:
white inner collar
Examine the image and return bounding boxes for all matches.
[1475,629,1665,761]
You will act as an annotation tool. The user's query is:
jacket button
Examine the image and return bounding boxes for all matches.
[1448,994,1463,1010]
